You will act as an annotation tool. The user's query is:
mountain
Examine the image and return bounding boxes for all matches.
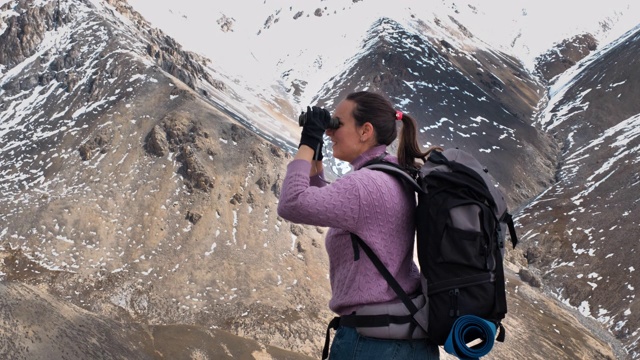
[518,24,640,358]
[0,0,332,356]
[312,15,555,208]
[0,0,638,359]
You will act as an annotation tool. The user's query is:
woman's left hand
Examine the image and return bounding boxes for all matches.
[299,106,330,160]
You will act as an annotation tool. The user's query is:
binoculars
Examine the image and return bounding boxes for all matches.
[298,110,340,130]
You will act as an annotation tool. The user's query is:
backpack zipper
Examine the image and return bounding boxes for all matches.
[449,289,460,317]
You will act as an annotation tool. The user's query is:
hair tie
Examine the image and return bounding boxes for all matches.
[395,110,403,121]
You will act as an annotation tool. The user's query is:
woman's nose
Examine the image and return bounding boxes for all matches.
[325,128,334,136]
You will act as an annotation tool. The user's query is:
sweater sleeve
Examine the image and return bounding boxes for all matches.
[277,160,360,231]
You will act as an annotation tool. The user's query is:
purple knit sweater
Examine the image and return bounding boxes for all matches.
[277,145,421,315]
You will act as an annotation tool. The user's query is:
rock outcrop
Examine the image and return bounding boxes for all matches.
[534,33,598,82]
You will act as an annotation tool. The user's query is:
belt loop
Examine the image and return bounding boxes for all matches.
[322,317,341,360]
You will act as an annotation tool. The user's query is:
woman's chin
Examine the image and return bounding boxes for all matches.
[329,144,339,159]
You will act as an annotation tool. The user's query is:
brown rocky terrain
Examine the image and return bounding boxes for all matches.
[0,0,637,359]
[0,281,315,360]
[0,244,620,359]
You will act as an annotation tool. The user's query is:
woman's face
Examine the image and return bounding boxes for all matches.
[326,99,368,163]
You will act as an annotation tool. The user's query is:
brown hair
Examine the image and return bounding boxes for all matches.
[346,91,441,169]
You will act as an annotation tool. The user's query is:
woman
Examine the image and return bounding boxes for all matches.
[277,91,440,359]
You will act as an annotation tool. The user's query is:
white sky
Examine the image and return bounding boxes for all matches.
[122,0,639,66]
[1,0,639,104]
[119,0,639,103]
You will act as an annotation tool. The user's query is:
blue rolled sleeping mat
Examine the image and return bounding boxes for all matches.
[444,315,498,359]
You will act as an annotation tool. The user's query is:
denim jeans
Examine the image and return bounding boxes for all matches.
[328,326,440,360]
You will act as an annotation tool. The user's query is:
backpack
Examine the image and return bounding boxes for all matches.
[345,148,518,352]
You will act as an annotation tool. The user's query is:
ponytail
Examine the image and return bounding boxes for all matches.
[397,113,441,169]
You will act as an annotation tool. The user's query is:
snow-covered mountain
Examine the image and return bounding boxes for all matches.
[519,24,640,358]
[0,0,639,359]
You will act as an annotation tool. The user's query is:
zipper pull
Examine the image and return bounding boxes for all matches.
[449,289,460,317]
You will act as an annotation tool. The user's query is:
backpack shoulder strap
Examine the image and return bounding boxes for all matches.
[349,233,420,316]
[501,212,519,248]
[362,160,423,194]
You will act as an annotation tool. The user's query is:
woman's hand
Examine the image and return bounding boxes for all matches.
[299,106,330,160]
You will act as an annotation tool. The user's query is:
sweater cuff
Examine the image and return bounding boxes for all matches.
[287,160,327,187]
[287,159,312,174]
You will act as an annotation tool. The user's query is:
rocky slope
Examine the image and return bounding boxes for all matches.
[0,0,637,359]
[534,33,599,82]
[0,0,332,356]
[0,242,620,359]
[517,24,640,359]
[0,281,315,360]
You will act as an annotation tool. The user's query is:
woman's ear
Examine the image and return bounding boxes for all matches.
[361,122,375,142]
